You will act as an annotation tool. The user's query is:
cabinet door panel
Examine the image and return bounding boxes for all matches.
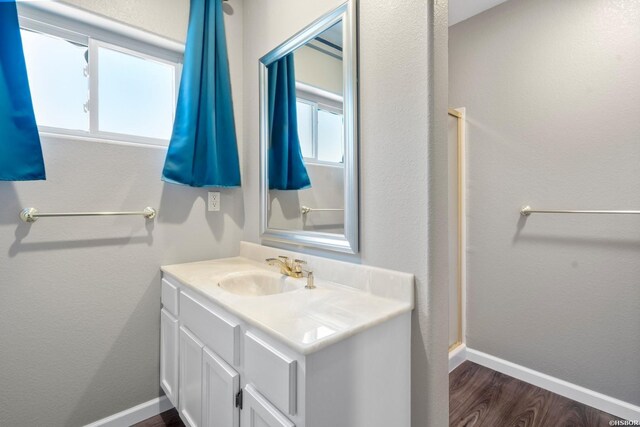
[161,309,179,407]
[180,326,204,427]
[241,385,294,427]
[202,347,240,427]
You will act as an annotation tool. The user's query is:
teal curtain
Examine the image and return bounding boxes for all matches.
[267,54,311,190]
[0,0,45,181]
[162,0,240,187]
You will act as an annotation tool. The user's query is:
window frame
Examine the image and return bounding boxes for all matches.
[296,97,318,159]
[295,82,344,166]
[17,2,183,147]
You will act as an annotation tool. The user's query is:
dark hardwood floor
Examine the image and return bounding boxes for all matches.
[450,361,621,427]
[132,409,184,427]
[135,362,622,427]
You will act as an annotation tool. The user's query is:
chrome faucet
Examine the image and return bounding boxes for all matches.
[266,256,315,289]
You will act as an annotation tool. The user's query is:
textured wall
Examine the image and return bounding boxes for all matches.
[450,0,640,406]
[448,0,509,26]
[59,0,190,42]
[0,1,244,425]
[242,1,450,425]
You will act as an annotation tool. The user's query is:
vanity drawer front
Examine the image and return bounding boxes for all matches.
[180,292,240,366]
[244,331,297,416]
[161,278,180,316]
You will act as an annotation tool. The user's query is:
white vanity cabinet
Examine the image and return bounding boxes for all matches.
[160,271,411,427]
[164,278,242,427]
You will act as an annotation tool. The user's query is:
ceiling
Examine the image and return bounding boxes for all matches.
[316,21,343,50]
[449,0,511,26]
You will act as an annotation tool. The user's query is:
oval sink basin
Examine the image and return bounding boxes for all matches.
[217,271,303,296]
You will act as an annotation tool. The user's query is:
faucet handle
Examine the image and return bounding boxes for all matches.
[278,255,291,267]
[305,271,315,289]
[293,259,306,272]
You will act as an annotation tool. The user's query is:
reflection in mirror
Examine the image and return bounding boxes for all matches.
[259,1,357,253]
[267,21,345,234]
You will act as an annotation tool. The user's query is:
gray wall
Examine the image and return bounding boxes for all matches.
[0,1,245,425]
[295,44,343,95]
[450,0,640,406]
[59,0,189,42]
[268,164,345,234]
[242,1,450,426]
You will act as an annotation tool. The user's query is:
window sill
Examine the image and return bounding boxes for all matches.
[303,161,344,169]
[39,130,169,150]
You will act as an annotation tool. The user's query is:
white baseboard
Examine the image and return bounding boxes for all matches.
[449,344,467,373]
[84,396,173,427]
[466,348,640,421]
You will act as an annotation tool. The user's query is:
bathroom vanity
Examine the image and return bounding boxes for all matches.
[160,242,414,427]
[160,4,413,425]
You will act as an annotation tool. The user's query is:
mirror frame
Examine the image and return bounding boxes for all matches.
[258,1,358,254]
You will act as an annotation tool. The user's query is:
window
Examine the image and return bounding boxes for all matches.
[317,109,343,163]
[97,44,176,140]
[296,85,344,165]
[21,29,89,132]
[19,6,181,146]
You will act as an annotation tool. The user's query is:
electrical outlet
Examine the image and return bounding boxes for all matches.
[208,191,220,212]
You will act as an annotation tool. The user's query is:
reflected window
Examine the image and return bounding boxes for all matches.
[296,86,344,165]
[296,100,314,158]
[317,108,343,163]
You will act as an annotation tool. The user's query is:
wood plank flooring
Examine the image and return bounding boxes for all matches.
[450,361,621,427]
[131,409,184,427]
[135,362,622,427]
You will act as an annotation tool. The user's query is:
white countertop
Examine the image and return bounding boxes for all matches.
[161,255,413,355]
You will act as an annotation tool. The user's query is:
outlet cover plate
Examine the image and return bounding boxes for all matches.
[208,192,220,212]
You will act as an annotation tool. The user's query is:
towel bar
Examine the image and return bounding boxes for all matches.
[19,207,157,223]
[300,206,344,215]
[521,205,640,216]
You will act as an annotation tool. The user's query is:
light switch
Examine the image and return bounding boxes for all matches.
[208,191,220,211]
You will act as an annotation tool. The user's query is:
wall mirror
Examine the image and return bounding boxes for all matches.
[259,1,358,253]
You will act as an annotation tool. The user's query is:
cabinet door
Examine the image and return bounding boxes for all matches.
[241,385,294,427]
[161,309,179,407]
[180,326,204,427]
[202,347,240,427]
